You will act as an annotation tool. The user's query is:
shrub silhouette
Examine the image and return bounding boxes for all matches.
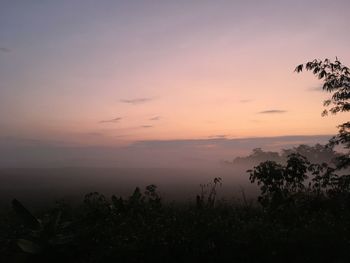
[248,153,309,208]
[196,177,222,208]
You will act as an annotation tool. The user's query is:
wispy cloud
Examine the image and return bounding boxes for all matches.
[141,125,153,128]
[114,134,129,138]
[258,110,287,114]
[308,86,323,92]
[149,116,160,121]
[239,99,252,103]
[86,132,104,136]
[250,119,262,123]
[0,136,76,147]
[0,47,11,53]
[99,117,122,123]
[208,134,228,139]
[120,97,153,105]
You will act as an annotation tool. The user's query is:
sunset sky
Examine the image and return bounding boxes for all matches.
[1,0,350,147]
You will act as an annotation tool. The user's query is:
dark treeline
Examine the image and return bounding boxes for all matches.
[225,143,341,167]
[1,58,350,262]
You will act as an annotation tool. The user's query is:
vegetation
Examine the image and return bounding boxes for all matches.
[226,143,341,166]
[295,57,350,116]
[1,58,350,262]
[2,178,350,263]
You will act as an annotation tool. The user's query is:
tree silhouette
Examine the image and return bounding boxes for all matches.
[295,58,350,172]
[246,58,350,209]
[295,58,350,116]
[248,153,310,208]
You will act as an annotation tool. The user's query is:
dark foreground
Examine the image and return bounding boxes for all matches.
[2,144,350,262]
[1,185,350,263]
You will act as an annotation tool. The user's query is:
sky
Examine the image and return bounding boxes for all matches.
[1,0,350,150]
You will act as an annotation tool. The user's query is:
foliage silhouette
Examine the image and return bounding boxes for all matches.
[245,58,350,209]
[3,180,350,263]
[295,57,350,116]
[296,58,350,194]
[227,143,340,167]
[196,177,222,209]
[248,153,310,208]
[295,58,350,172]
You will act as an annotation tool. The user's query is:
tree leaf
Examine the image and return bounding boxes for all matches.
[17,239,42,254]
[12,199,40,229]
